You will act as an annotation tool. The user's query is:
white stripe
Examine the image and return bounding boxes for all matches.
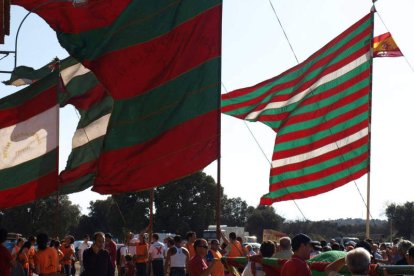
[60,63,90,86]
[245,53,370,120]
[0,106,58,170]
[271,127,369,168]
[72,113,111,149]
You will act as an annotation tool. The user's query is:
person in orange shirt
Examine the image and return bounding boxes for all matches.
[185,232,196,260]
[130,233,148,276]
[51,240,64,273]
[11,238,24,261]
[34,233,59,275]
[209,239,224,276]
[220,231,245,274]
[27,236,36,276]
[17,241,31,275]
[60,235,75,276]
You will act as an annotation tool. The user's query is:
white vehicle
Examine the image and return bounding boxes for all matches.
[203,225,248,242]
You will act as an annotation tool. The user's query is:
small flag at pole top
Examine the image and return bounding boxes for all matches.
[373,32,403,58]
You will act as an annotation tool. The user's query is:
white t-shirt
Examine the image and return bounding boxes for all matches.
[149,241,165,260]
[128,238,138,255]
[119,246,128,267]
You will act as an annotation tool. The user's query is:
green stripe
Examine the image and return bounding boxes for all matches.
[277,94,368,137]
[59,72,100,107]
[260,65,370,130]
[0,149,57,191]
[104,57,220,151]
[77,96,113,128]
[270,143,368,183]
[59,174,94,195]
[0,71,58,109]
[66,137,104,169]
[265,159,368,199]
[58,0,221,61]
[274,111,368,151]
[221,17,372,111]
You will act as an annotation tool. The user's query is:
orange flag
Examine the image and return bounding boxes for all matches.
[373,32,403,57]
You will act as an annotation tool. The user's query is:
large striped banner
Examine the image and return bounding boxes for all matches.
[0,71,59,208]
[222,14,373,204]
[12,0,222,194]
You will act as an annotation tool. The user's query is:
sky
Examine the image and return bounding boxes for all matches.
[1,0,414,222]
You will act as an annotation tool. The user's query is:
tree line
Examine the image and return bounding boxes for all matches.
[0,171,412,242]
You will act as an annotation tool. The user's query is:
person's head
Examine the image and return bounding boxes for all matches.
[331,242,341,251]
[64,235,75,246]
[139,233,147,243]
[105,233,113,243]
[54,240,61,249]
[320,240,327,247]
[93,232,105,250]
[152,233,159,242]
[291,233,313,260]
[406,246,414,265]
[236,237,243,244]
[28,236,36,245]
[210,239,220,251]
[346,248,371,275]
[398,240,413,257]
[16,237,24,247]
[193,239,209,257]
[260,241,275,257]
[125,254,133,263]
[174,235,182,246]
[186,231,196,243]
[278,237,292,251]
[229,232,237,241]
[0,228,7,243]
[393,238,400,245]
[83,234,90,242]
[379,243,386,251]
[126,232,134,242]
[166,237,174,247]
[355,240,372,254]
[37,233,49,251]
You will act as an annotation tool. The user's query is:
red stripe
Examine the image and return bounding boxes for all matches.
[0,87,56,128]
[260,168,367,204]
[67,85,108,110]
[93,110,219,194]
[270,136,368,174]
[223,42,369,115]
[59,159,97,186]
[373,32,391,44]
[269,151,368,191]
[274,120,368,159]
[85,6,222,100]
[0,170,57,209]
[275,87,369,143]
[222,14,371,105]
[256,70,370,131]
[13,0,131,33]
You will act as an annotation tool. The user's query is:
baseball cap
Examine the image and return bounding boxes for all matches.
[291,233,315,251]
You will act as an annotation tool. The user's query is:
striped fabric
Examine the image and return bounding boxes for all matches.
[222,14,373,204]
[13,0,222,193]
[4,57,112,195]
[0,70,59,208]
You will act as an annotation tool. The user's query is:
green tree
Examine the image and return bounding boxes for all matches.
[221,196,249,227]
[154,172,217,236]
[0,195,81,238]
[386,202,414,239]
[245,205,285,242]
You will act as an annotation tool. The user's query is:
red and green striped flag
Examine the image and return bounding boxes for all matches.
[222,14,373,204]
[4,57,112,195]
[0,70,59,208]
[12,0,222,193]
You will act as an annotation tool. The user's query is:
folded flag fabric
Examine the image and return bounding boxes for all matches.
[12,0,222,194]
[222,14,373,204]
[0,70,59,208]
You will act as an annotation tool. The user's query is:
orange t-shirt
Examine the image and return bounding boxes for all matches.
[60,245,74,265]
[18,252,29,270]
[186,243,195,260]
[228,241,244,258]
[35,247,59,274]
[135,243,148,263]
[210,250,224,276]
[28,246,35,267]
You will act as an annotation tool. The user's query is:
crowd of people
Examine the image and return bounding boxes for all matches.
[1,226,414,276]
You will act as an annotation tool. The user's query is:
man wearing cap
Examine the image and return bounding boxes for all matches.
[105,233,117,269]
[280,233,313,276]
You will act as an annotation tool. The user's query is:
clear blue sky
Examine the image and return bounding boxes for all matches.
[1,0,414,221]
